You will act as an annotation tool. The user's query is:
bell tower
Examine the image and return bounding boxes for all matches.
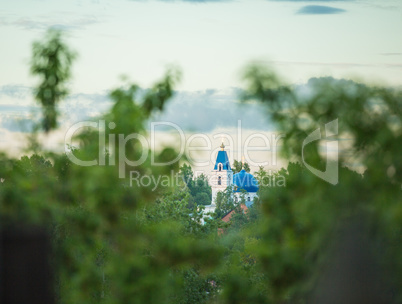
[211,142,233,205]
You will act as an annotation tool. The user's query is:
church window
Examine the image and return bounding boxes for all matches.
[218,163,223,171]
[247,196,251,201]
[218,176,222,185]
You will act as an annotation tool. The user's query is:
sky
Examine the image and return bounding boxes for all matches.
[0,0,401,171]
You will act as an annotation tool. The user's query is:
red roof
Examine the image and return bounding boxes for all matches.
[221,204,248,223]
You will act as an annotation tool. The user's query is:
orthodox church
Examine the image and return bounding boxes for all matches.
[204,143,259,214]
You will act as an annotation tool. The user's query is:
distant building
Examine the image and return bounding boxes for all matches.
[204,143,259,215]
[221,204,249,223]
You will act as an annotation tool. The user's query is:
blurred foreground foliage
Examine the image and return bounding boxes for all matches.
[241,65,402,303]
[31,28,76,132]
[0,30,401,304]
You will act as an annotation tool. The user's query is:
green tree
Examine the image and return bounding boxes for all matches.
[13,154,53,177]
[180,163,194,187]
[232,160,250,174]
[179,164,212,206]
[30,29,76,132]
[192,174,212,204]
[194,192,210,206]
[215,185,237,219]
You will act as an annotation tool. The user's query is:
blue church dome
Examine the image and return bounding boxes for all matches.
[233,170,259,193]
